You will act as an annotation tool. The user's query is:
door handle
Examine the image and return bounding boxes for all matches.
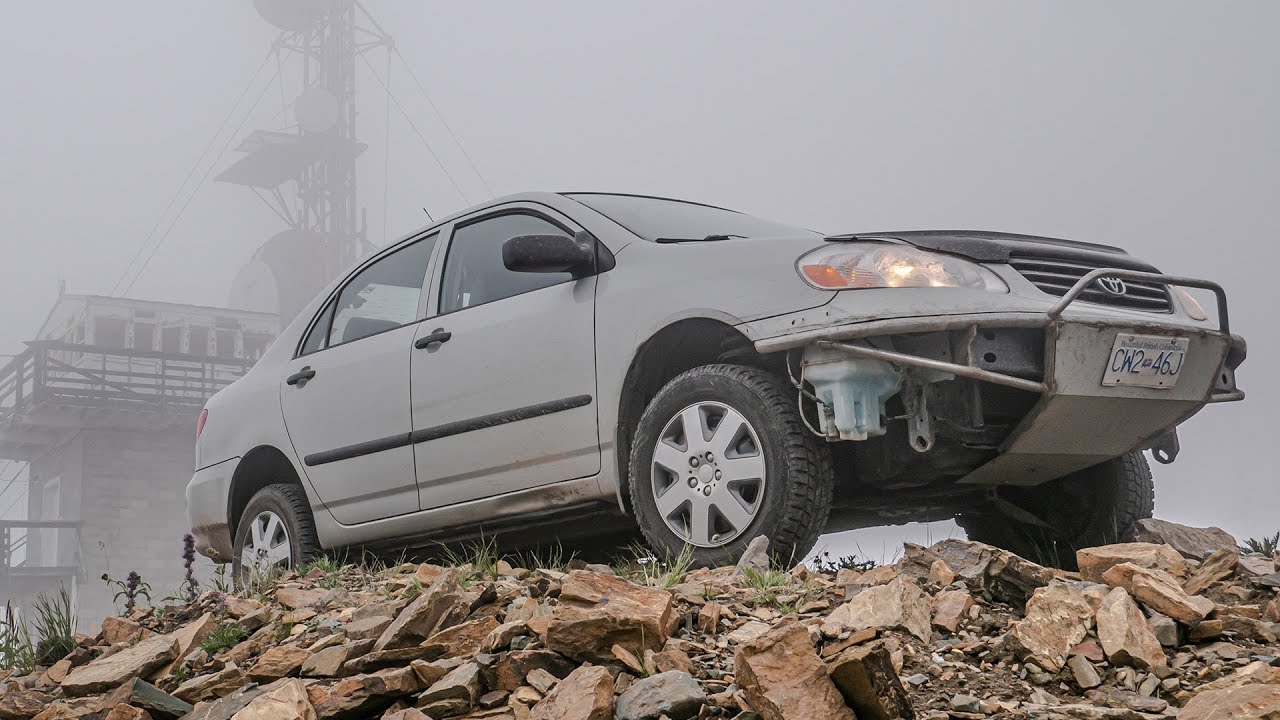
[415,329,452,350]
[286,367,316,386]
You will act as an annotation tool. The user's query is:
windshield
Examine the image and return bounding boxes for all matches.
[567,193,817,242]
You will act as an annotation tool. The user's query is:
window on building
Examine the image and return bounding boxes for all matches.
[95,317,128,349]
[160,325,181,354]
[188,326,209,356]
[133,323,155,352]
[215,330,237,358]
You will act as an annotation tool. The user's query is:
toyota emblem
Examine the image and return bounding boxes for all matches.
[1096,276,1128,296]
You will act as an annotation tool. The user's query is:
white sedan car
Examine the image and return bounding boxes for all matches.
[186,192,1245,578]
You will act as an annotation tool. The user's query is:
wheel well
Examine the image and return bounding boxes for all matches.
[228,445,304,539]
[615,318,778,512]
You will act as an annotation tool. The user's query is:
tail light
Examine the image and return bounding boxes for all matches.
[195,408,208,441]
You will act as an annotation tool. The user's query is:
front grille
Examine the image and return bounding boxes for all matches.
[1008,256,1173,313]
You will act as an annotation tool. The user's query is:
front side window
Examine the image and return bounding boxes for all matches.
[439,213,576,314]
[300,233,437,354]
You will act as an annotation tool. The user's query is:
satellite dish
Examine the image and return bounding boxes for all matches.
[253,0,352,31]
[229,230,334,322]
[294,89,341,134]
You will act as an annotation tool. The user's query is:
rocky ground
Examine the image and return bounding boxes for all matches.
[3,518,1280,720]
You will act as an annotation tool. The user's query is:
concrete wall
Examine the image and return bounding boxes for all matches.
[29,425,216,632]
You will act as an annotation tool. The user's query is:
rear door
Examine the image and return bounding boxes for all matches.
[409,208,600,509]
[279,232,438,525]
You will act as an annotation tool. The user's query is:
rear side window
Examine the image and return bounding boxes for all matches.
[438,214,575,314]
[299,233,437,354]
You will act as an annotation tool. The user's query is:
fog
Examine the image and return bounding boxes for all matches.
[1,2,1276,618]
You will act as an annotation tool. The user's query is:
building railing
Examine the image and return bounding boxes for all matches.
[0,341,255,421]
[0,520,82,586]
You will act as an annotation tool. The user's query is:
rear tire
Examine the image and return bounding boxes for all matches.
[956,451,1154,566]
[628,364,834,568]
[232,484,321,587]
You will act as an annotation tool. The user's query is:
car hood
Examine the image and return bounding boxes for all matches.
[827,230,1161,273]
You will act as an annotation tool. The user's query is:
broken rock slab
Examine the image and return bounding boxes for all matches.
[1184,548,1240,596]
[1095,587,1167,670]
[61,634,178,696]
[1101,562,1212,624]
[373,569,460,651]
[734,620,855,720]
[528,664,614,720]
[1180,683,1280,720]
[1077,543,1191,583]
[828,640,915,720]
[930,538,1053,605]
[822,577,931,641]
[931,589,973,634]
[1007,581,1094,672]
[234,677,315,720]
[614,670,705,720]
[1131,518,1238,560]
[544,570,676,662]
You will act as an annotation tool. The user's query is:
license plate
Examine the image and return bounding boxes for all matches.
[1102,334,1189,388]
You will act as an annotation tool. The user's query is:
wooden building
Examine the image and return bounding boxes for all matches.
[0,290,277,628]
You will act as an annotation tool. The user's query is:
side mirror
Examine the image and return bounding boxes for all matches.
[502,230,597,275]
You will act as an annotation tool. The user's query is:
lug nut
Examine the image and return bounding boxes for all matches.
[702,486,713,496]
[689,457,700,468]
[714,470,722,480]
[704,452,714,463]
[687,477,698,488]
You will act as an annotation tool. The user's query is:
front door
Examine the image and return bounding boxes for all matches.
[410,211,600,510]
[279,233,438,525]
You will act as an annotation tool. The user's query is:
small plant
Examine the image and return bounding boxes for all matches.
[297,554,350,589]
[209,564,233,595]
[29,587,76,665]
[103,571,152,614]
[438,536,501,587]
[521,542,575,573]
[182,533,200,603]
[741,567,792,606]
[199,622,248,655]
[1242,532,1279,557]
[0,602,35,675]
[812,550,877,574]
[616,543,694,589]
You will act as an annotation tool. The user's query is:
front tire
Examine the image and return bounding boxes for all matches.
[956,451,1155,566]
[628,364,834,568]
[232,484,321,586]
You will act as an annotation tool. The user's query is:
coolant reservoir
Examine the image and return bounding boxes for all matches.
[802,345,901,440]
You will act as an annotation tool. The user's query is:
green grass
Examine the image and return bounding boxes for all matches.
[614,543,694,589]
[29,587,76,665]
[0,602,35,675]
[1242,532,1279,557]
[297,554,351,589]
[436,535,502,588]
[199,622,249,655]
[741,568,793,606]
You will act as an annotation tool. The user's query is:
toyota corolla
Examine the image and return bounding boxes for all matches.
[185,192,1246,578]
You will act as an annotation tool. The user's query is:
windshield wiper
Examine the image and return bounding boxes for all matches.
[655,234,747,244]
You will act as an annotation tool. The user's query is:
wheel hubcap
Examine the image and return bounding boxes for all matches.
[651,401,766,547]
[242,510,291,575]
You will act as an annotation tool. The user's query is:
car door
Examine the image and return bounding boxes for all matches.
[279,232,439,525]
[410,209,600,509]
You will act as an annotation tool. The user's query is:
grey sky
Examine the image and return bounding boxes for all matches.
[1,2,1276,552]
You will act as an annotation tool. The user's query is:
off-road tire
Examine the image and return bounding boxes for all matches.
[629,363,834,568]
[231,483,321,587]
[956,451,1155,566]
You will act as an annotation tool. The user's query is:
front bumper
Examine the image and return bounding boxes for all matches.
[760,268,1245,486]
[187,457,238,563]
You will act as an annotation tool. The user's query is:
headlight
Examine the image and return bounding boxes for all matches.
[797,243,1008,292]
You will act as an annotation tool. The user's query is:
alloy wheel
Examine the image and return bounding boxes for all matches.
[241,510,292,575]
[651,401,767,547]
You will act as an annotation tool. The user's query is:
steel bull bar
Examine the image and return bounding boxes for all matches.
[797,268,1244,404]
